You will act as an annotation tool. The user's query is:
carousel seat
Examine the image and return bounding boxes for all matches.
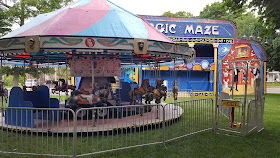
[5,86,61,128]
[115,82,131,103]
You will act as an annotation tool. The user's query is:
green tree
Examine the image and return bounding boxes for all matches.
[197,1,273,40]
[56,67,70,80]
[1,0,72,86]
[0,4,12,35]
[198,1,279,71]
[199,1,246,20]
[263,35,280,71]
[223,0,280,30]
[1,66,55,84]
[1,0,73,27]
[162,11,195,18]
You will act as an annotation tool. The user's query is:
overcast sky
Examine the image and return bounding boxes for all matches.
[109,0,222,16]
[10,0,222,30]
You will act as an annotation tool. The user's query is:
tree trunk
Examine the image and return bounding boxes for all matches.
[13,67,20,87]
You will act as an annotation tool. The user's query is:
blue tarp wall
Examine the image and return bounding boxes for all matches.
[143,70,213,91]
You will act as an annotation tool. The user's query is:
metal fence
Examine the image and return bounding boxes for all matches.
[0,98,214,157]
[216,92,265,136]
[0,107,75,157]
[247,97,265,134]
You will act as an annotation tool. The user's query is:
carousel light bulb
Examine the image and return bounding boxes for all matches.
[242,34,247,38]
[249,34,254,38]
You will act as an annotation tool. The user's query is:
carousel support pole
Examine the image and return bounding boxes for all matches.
[91,55,96,127]
[58,67,61,102]
[47,57,51,108]
[91,58,95,90]
[155,55,159,119]
[140,62,143,105]
[140,62,143,84]
[66,57,68,95]
[23,59,26,86]
[173,58,177,110]
[213,43,219,132]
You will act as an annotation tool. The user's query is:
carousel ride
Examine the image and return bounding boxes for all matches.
[0,0,195,131]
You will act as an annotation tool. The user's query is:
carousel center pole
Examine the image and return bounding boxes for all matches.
[91,54,95,127]
[91,55,95,93]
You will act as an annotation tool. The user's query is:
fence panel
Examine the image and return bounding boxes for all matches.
[0,107,75,157]
[74,104,164,157]
[164,98,213,142]
[247,100,258,134]
[217,98,243,134]
[0,94,263,157]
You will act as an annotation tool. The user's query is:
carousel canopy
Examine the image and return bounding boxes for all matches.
[0,0,195,65]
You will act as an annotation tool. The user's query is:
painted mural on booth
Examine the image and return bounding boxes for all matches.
[222,43,261,95]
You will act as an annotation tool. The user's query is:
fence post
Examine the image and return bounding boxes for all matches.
[162,104,166,146]
[73,110,77,158]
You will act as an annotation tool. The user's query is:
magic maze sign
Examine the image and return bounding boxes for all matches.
[141,16,236,44]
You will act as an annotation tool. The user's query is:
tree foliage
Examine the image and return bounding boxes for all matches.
[199,1,246,20]
[0,4,12,35]
[263,35,280,71]
[1,0,73,27]
[223,0,280,30]
[1,66,55,79]
[56,67,70,80]
[198,1,279,71]
[162,11,195,18]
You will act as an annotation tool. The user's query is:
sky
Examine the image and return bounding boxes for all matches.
[109,0,222,16]
[10,0,222,31]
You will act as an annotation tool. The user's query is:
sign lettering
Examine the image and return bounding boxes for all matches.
[222,100,239,107]
[143,16,237,44]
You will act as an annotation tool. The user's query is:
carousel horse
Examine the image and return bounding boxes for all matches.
[172,80,179,100]
[153,79,167,104]
[52,79,76,95]
[145,85,155,104]
[129,79,149,105]
[0,84,8,103]
[145,79,167,104]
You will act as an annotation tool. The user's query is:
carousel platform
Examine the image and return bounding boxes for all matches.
[0,103,183,134]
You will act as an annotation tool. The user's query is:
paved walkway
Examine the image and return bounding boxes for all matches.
[266,87,280,94]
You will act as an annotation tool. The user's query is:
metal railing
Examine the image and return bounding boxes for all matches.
[0,98,214,157]
[0,107,75,157]
[247,97,265,134]
[216,93,265,136]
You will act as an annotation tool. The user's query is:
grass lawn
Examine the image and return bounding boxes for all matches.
[92,94,280,158]
[266,82,280,87]
[0,94,279,158]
